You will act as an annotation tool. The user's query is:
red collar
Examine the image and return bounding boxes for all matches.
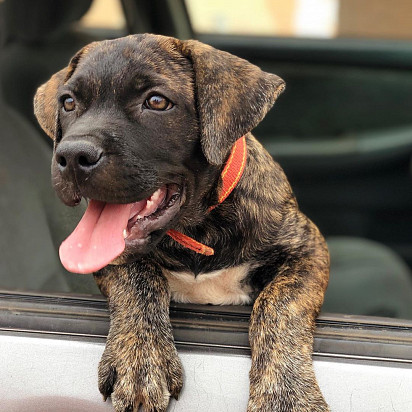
[167,135,247,255]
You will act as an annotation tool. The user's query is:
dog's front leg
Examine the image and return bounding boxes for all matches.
[248,252,329,412]
[94,260,183,412]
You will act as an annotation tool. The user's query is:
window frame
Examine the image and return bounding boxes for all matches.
[1,291,412,365]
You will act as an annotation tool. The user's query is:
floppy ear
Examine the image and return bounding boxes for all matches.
[179,40,285,165]
[34,68,68,139]
[33,43,97,140]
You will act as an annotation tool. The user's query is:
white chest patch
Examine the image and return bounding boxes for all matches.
[163,264,253,305]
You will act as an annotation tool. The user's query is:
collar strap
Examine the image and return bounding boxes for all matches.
[166,135,247,256]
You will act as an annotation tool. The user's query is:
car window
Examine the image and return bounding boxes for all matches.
[0,0,127,296]
[76,0,126,36]
[1,0,412,323]
[186,0,412,40]
[186,0,412,321]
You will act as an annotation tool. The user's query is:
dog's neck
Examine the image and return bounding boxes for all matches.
[166,135,247,255]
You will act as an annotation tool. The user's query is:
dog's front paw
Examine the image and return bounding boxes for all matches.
[98,332,183,412]
[247,375,329,412]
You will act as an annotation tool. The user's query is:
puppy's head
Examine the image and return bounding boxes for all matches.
[34,34,284,273]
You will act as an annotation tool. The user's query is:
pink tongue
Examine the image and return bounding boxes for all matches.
[59,200,134,274]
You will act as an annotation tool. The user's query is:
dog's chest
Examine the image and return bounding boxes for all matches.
[163,264,253,305]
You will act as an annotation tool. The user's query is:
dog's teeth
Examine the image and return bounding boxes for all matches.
[151,188,162,201]
[123,229,128,239]
[150,187,166,204]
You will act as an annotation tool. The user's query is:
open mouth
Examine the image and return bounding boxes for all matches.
[59,184,183,274]
[124,184,181,242]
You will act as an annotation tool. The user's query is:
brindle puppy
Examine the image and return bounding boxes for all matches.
[34,34,329,412]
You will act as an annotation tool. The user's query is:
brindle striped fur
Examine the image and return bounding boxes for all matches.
[34,34,330,412]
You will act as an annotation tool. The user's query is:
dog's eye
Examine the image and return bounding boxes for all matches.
[145,95,173,111]
[62,96,76,112]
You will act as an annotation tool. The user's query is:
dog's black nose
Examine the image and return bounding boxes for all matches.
[55,140,103,175]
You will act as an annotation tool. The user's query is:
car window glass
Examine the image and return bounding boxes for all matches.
[0,0,127,296]
[186,0,412,321]
[186,0,412,40]
[1,0,412,323]
[76,0,126,34]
